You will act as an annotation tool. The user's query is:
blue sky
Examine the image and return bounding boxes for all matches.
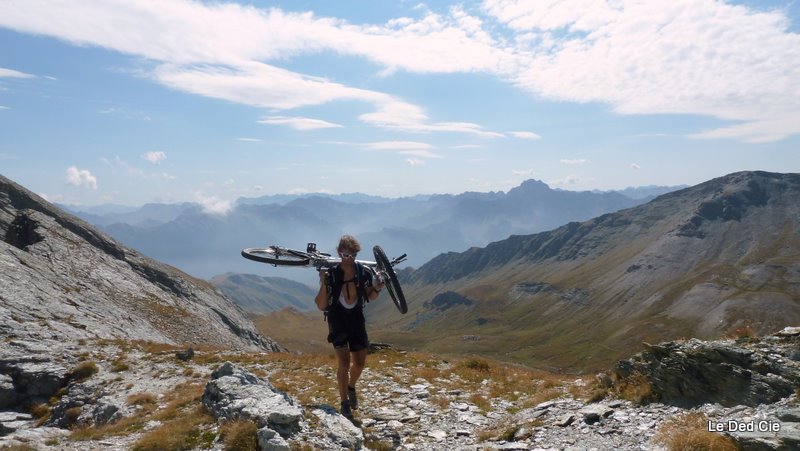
[1,0,798,212]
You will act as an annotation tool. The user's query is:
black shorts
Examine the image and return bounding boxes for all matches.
[326,307,369,352]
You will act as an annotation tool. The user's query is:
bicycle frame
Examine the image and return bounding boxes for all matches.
[241,242,408,313]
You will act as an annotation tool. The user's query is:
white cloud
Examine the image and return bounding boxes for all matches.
[548,174,596,187]
[196,194,232,215]
[362,141,442,159]
[399,149,443,159]
[237,137,262,142]
[258,116,343,130]
[452,144,482,149]
[65,166,98,189]
[98,107,151,121]
[359,100,505,136]
[560,158,588,165]
[364,141,433,151]
[0,67,35,78]
[0,2,505,137]
[508,130,541,139]
[485,0,800,142]
[630,163,641,170]
[142,151,167,164]
[512,168,537,176]
[406,158,426,166]
[0,105,9,110]
[2,1,799,142]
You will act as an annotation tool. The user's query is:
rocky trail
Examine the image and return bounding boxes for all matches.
[3,330,800,450]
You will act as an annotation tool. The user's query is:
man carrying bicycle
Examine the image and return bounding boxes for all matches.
[315,235,383,420]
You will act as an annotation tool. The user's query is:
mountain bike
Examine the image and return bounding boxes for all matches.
[241,243,408,314]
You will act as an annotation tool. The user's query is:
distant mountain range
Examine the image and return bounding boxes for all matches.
[210,273,317,313]
[363,171,800,372]
[62,180,680,280]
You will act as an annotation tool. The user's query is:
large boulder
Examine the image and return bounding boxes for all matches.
[202,363,304,438]
[614,335,800,407]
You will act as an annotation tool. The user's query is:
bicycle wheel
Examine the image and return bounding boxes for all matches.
[241,247,310,266]
[373,245,407,314]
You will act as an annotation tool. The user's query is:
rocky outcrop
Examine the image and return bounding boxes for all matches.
[423,291,473,311]
[202,363,362,449]
[0,174,281,352]
[614,330,800,408]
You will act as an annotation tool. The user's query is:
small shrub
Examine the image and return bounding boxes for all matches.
[363,438,394,451]
[614,371,654,405]
[28,403,51,419]
[64,406,83,428]
[726,320,757,340]
[127,393,158,407]
[469,393,490,412]
[652,411,738,451]
[584,388,608,404]
[220,420,258,451]
[0,444,38,451]
[461,357,491,373]
[68,361,99,381]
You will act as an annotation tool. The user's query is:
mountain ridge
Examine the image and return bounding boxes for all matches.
[0,173,279,351]
[366,171,800,371]
[79,179,668,279]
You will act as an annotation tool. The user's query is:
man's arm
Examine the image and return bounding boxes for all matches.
[315,270,329,310]
[367,272,384,301]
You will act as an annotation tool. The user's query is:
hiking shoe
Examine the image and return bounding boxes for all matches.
[348,385,358,410]
[340,401,353,420]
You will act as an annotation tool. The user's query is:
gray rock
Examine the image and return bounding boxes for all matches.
[556,413,576,427]
[0,375,16,409]
[202,364,303,438]
[372,408,405,421]
[0,175,282,353]
[257,427,290,451]
[91,401,121,425]
[0,359,68,408]
[614,337,800,407]
[728,422,800,451]
[312,407,364,449]
[776,408,800,422]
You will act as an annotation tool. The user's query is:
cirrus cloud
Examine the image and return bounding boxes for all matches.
[258,116,343,130]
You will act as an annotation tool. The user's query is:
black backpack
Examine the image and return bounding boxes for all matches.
[325,261,372,310]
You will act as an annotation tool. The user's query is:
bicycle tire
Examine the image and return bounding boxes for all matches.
[373,245,407,314]
[241,247,310,266]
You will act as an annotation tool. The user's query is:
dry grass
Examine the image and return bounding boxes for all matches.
[724,320,758,340]
[68,361,99,381]
[111,352,130,372]
[126,392,158,406]
[132,405,216,451]
[70,381,205,442]
[0,444,38,451]
[613,371,654,405]
[220,420,258,451]
[652,412,739,451]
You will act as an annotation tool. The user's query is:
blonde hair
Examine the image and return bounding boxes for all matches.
[337,235,361,253]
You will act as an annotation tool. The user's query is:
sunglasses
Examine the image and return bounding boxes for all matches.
[339,252,357,259]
